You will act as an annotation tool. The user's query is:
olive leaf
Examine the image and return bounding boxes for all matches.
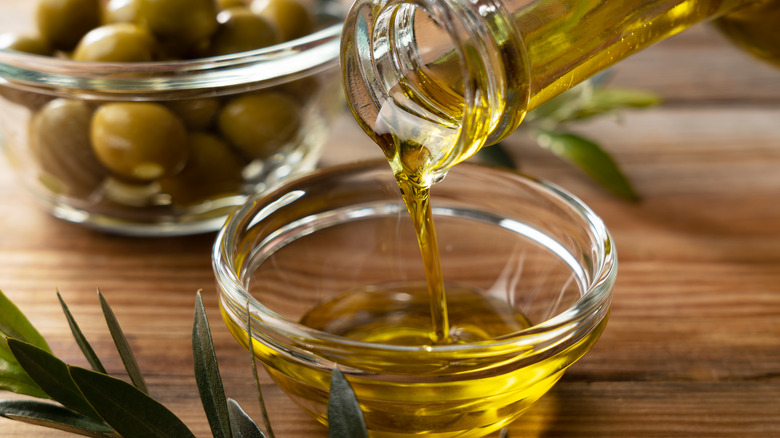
[535,129,639,201]
[193,291,232,438]
[247,301,274,438]
[570,88,661,120]
[0,343,50,399]
[68,365,196,438]
[0,289,52,398]
[475,142,516,169]
[502,80,660,201]
[327,367,368,438]
[0,290,376,438]
[525,80,595,124]
[6,338,101,420]
[97,290,148,394]
[0,400,116,438]
[228,398,267,438]
[57,291,107,374]
[0,289,51,351]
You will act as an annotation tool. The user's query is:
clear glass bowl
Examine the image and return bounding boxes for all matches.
[0,1,343,236]
[214,160,616,437]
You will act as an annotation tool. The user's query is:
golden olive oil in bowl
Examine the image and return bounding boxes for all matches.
[215,161,615,437]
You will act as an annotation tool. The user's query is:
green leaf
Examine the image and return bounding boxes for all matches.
[0,356,50,399]
[525,81,593,124]
[57,291,107,374]
[193,291,232,438]
[0,400,115,438]
[535,130,639,201]
[7,338,100,419]
[475,142,516,169]
[571,88,661,120]
[69,365,196,438]
[247,302,274,438]
[0,290,54,398]
[0,289,51,351]
[98,290,148,394]
[327,367,368,438]
[227,398,266,438]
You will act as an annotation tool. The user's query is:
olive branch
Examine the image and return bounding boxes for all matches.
[0,288,368,438]
[476,75,661,201]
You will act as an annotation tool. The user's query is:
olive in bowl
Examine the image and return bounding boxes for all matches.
[0,0,343,236]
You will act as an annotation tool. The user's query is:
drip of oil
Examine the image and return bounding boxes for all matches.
[304,86,488,345]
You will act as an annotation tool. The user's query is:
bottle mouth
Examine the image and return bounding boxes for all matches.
[340,0,530,177]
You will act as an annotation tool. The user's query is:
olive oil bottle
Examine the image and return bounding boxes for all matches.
[342,0,780,179]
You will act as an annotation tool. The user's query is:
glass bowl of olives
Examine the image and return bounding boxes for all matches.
[0,0,344,236]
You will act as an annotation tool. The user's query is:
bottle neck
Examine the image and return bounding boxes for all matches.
[341,0,765,182]
[516,0,755,111]
[341,0,529,183]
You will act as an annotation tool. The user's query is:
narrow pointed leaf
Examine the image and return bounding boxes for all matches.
[7,338,100,419]
[572,88,661,120]
[525,81,592,123]
[247,302,274,438]
[536,130,639,201]
[0,353,50,398]
[0,289,50,351]
[227,399,266,438]
[475,142,516,169]
[97,290,148,394]
[69,366,196,438]
[0,400,115,438]
[57,291,106,374]
[0,290,49,397]
[193,291,232,438]
[327,367,368,438]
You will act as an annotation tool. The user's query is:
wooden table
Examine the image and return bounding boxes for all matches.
[2,24,780,438]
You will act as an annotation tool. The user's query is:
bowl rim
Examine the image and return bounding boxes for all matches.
[213,160,617,354]
[0,23,342,97]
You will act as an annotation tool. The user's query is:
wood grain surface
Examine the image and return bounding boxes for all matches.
[2,18,780,438]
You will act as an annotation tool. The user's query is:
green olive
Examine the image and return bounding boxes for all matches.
[0,33,52,56]
[91,102,189,181]
[35,0,101,51]
[73,23,158,62]
[250,0,314,42]
[0,33,54,110]
[105,0,218,56]
[101,177,163,208]
[218,0,248,10]
[209,7,280,56]
[218,91,302,159]
[29,99,108,197]
[0,85,53,111]
[276,76,321,104]
[159,132,244,205]
[166,98,221,130]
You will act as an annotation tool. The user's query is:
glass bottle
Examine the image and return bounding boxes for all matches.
[340,0,779,185]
